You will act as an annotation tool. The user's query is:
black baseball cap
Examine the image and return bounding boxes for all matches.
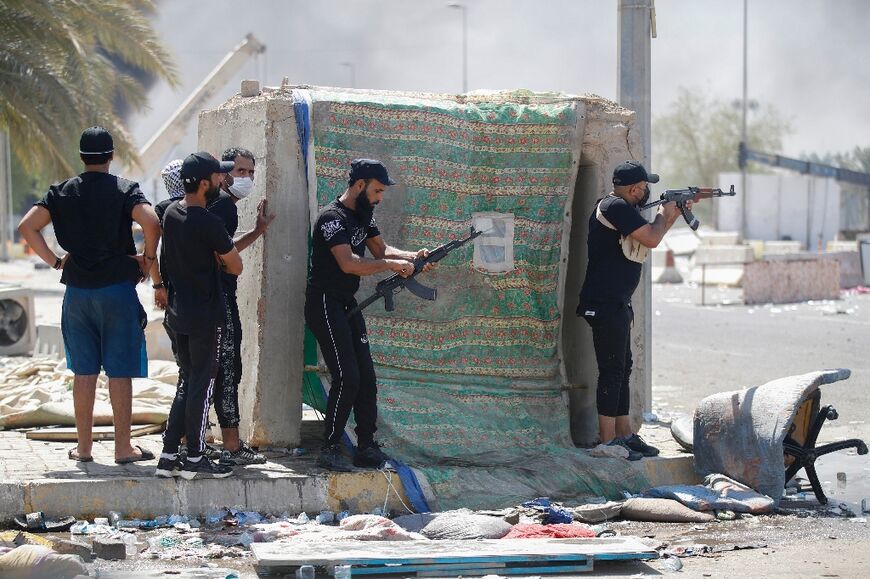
[349,158,396,185]
[612,160,659,186]
[79,126,114,155]
[181,152,234,185]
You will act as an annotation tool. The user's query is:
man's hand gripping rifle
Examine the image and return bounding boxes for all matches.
[641,185,737,230]
[346,226,483,318]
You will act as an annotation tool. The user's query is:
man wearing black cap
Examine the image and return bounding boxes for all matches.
[305,159,432,471]
[154,152,243,479]
[577,160,688,460]
[17,126,161,464]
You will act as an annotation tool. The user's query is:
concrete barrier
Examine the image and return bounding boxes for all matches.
[651,248,683,284]
[821,251,864,288]
[690,245,755,286]
[743,257,840,304]
[762,240,803,256]
[698,231,740,246]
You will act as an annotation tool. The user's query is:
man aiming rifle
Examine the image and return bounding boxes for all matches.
[304,159,434,471]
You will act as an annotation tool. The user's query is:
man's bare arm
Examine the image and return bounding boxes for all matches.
[17,206,62,268]
[331,244,412,277]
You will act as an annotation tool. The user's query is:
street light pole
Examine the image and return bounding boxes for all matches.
[740,0,749,240]
[447,2,468,93]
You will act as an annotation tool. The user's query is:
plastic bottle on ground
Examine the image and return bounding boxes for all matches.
[295,565,315,579]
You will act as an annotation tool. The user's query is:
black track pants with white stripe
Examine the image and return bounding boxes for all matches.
[304,290,377,448]
[161,324,223,458]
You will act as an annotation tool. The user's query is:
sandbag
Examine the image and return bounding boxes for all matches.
[620,498,716,523]
[0,545,86,579]
[416,510,512,540]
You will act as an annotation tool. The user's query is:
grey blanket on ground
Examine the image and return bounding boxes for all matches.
[644,473,774,513]
[693,368,850,505]
[393,510,512,540]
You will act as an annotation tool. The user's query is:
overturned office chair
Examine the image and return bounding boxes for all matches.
[783,389,867,504]
[693,368,867,506]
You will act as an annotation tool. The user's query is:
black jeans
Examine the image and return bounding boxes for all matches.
[161,325,223,458]
[579,301,633,417]
[304,289,377,448]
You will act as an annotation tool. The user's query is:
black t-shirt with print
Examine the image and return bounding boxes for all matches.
[36,172,149,288]
[207,192,240,294]
[307,198,381,302]
[578,194,648,306]
[161,202,234,335]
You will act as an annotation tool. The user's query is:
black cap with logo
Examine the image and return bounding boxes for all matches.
[349,158,396,185]
[79,126,114,155]
[612,160,659,186]
[180,152,234,185]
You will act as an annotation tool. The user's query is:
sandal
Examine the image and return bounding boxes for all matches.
[115,445,155,464]
[68,448,93,462]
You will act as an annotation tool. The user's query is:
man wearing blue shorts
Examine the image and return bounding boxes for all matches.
[17,126,161,464]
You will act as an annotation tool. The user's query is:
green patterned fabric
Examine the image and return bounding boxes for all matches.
[306,89,649,508]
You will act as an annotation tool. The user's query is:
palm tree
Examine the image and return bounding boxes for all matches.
[0,0,178,178]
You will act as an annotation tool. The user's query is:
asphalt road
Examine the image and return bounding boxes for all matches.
[651,282,870,445]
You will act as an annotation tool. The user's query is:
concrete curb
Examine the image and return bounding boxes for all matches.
[1,455,699,522]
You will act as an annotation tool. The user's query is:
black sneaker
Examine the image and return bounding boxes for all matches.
[155,456,182,478]
[353,442,390,468]
[220,442,267,466]
[180,443,222,461]
[606,438,643,461]
[623,433,660,457]
[179,457,234,480]
[317,444,354,472]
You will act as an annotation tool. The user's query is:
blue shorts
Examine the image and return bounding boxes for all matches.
[62,281,148,378]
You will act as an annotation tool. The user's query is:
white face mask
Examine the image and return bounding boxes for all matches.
[228,176,254,199]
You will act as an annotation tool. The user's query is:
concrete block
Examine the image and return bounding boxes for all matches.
[698,231,740,246]
[689,264,745,287]
[632,454,701,488]
[821,251,863,288]
[51,539,93,562]
[93,537,126,560]
[0,482,26,524]
[34,323,64,358]
[240,79,261,97]
[763,240,802,255]
[743,258,840,304]
[826,240,858,252]
[693,245,755,266]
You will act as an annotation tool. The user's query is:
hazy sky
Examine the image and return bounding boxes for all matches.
[131,0,870,182]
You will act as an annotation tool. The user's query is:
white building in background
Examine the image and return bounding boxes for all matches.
[716,172,844,251]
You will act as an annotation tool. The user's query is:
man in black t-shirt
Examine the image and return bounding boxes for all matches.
[151,151,274,466]
[154,152,243,480]
[305,159,432,471]
[577,160,686,460]
[17,126,160,465]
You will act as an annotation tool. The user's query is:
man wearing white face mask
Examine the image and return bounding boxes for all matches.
[152,150,275,466]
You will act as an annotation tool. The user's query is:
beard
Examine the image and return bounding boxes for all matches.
[356,184,378,219]
[205,184,221,204]
[639,185,651,206]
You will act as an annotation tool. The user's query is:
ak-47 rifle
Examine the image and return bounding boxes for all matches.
[346,226,483,318]
[640,185,737,230]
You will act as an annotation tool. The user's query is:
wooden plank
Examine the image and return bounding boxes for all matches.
[415,562,595,577]
[25,423,164,441]
[252,537,656,570]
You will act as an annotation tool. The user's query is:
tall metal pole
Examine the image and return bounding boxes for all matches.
[618,0,653,414]
[740,0,749,240]
[0,130,12,262]
[448,2,468,93]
